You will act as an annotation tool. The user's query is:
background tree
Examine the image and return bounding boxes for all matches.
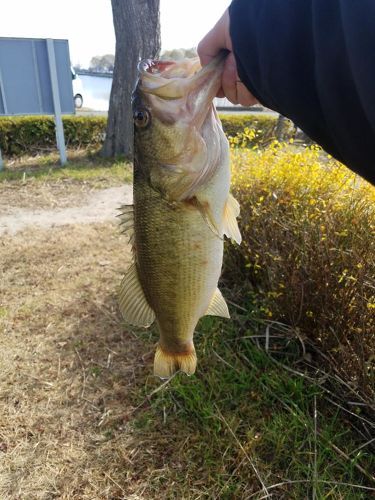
[161,47,197,61]
[102,0,160,158]
[89,54,115,73]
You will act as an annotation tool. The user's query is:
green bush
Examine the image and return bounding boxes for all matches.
[0,115,107,157]
[220,113,275,137]
[0,113,295,158]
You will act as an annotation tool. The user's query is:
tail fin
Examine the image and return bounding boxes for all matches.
[154,344,197,379]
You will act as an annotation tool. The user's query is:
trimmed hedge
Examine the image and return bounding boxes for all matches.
[222,114,285,140]
[0,116,107,157]
[0,113,294,158]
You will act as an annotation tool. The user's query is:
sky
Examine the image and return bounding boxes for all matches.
[1,0,231,67]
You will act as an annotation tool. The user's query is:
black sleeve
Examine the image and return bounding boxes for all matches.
[229,0,375,186]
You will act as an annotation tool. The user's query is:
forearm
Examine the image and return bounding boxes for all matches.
[229,0,375,185]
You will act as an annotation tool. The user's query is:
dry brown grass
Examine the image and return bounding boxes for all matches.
[0,223,167,499]
[0,153,130,214]
[0,179,102,214]
[0,226,373,499]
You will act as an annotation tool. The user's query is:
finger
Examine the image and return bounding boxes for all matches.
[236,81,258,106]
[197,10,230,67]
[221,52,239,104]
[197,33,221,67]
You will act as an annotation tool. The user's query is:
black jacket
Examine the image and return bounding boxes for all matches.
[229,0,375,185]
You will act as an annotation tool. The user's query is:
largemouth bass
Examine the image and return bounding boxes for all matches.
[119,55,241,378]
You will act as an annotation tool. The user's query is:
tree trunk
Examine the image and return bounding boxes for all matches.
[102,0,160,159]
[275,114,287,142]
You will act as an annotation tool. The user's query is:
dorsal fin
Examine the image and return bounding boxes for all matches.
[117,204,134,246]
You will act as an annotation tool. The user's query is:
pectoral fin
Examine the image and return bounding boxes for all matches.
[187,196,223,240]
[119,263,155,327]
[205,288,230,319]
[223,193,242,244]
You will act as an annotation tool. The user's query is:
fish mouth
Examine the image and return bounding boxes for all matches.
[137,53,227,126]
[188,53,227,127]
[138,59,177,76]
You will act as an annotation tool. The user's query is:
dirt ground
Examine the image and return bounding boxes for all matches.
[0,221,166,499]
[0,177,170,498]
[0,180,97,215]
[0,185,132,235]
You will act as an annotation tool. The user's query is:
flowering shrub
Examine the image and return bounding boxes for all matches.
[225,142,375,397]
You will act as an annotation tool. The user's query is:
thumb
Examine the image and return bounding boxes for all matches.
[197,10,232,67]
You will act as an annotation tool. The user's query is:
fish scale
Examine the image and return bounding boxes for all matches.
[134,177,222,350]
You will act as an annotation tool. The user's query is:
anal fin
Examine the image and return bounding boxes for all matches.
[223,193,242,244]
[205,288,230,319]
[119,263,155,327]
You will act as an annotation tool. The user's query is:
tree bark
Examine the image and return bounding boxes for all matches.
[102,0,160,159]
[275,114,287,142]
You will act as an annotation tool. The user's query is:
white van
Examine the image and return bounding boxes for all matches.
[71,67,84,109]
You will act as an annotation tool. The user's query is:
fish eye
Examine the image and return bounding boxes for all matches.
[134,108,151,128]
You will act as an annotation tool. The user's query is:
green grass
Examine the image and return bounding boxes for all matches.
[0,152,132,186]
[129,304,375,499]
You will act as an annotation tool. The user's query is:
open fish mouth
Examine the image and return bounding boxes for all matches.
[137,53,226,127]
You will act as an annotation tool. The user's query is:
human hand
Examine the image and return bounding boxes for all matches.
[197,9,257,106]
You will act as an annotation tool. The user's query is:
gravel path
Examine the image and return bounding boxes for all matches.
[0,185,132,235]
